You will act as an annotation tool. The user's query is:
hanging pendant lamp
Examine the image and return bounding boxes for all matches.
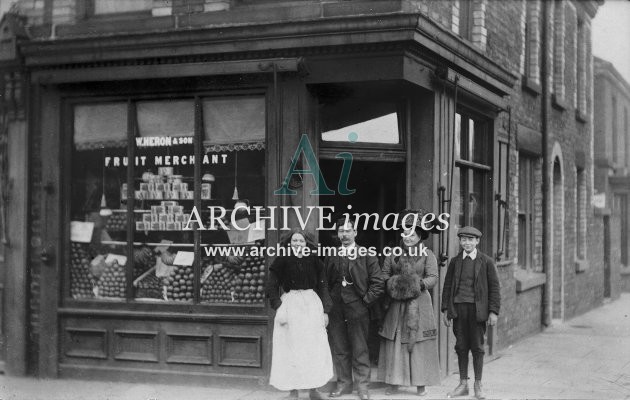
[99,149,112,217]
[231,152,239,200]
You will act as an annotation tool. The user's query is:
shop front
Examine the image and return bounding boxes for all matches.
[14,12,514,383]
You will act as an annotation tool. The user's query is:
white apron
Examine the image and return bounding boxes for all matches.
[269,289,333,390]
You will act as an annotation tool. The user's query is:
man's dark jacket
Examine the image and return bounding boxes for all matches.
[324,250,385,305]
[441,250,501,322]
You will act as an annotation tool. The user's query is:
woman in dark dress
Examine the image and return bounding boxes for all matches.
[266,229,332,400]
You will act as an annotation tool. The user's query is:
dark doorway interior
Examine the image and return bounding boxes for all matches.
[318,159,406,252]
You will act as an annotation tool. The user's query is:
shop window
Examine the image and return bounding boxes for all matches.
[452,112,492,255]
[518,154,535,269]
[69,95,266,306]
[137,100,195,137]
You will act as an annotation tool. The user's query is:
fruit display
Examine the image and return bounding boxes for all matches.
[133,246,156,278]
[135,272,164,299]
[164,265,194,302]
[97,260,126,298]
[233,249,266,304]
[70,242,97,299]
[105,212,128,231]
[201,263,236,303]
[201,245,266,304]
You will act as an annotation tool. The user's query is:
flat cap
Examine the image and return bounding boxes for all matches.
[457,226,482,238]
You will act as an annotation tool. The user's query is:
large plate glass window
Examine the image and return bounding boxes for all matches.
[68,94,266,306]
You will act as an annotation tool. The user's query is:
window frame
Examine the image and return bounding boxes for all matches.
[62,87,269,314]
[517,153,536,270]
[454,109,493,256]
[77,0,153,21]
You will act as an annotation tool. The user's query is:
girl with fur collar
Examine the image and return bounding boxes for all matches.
[377,218,441,396]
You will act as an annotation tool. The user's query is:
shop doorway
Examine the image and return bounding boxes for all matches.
[318,159,406,253]
[318,159,405,366]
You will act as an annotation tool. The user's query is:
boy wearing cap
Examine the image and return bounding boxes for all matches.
[441,226,500,400]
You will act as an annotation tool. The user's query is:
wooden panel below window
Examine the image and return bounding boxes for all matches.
[166,333,213,365]
[113,330,159,362]
[65,328,108,359]
[218,335,261,368]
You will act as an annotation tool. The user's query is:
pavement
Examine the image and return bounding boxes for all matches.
[2,294,630,400]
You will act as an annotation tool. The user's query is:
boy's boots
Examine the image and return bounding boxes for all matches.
[447,379,469,397]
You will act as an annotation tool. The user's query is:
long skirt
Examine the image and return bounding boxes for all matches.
[269,289,333,391]
[378,327,440,386]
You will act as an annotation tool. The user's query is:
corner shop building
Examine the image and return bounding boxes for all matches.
[0,1,517,383]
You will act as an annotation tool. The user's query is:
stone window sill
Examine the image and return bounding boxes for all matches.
[552,93,568,111]
[515,268,546,293]
[575,109,589,123]
[522,76,541,96]
[620,265,630,276]
[575,257,588,273]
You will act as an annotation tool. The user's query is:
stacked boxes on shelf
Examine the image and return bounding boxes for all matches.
[135,201,189,231]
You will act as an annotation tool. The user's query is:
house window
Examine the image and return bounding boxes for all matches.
[94,0,152,14]
[496,140,510,260]
[575,168,586,259]
[523,0,541,87]
[615,194,629,266]
[518,154,535,269]
[553,0,566,102]
[69,94,267,304]
[576,17,587,116]
[613,96,618,163]
[455,0,487,51]
[453,112,492,255]
[625,108,629,167]
[458,0,474,40]
[80,0,153,19]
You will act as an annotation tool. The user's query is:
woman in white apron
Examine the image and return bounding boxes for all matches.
[266,229,333,399]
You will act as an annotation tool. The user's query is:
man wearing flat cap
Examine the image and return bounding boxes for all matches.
[441,226,500,400]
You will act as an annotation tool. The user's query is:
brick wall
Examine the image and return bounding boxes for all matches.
[496,264,544,348]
